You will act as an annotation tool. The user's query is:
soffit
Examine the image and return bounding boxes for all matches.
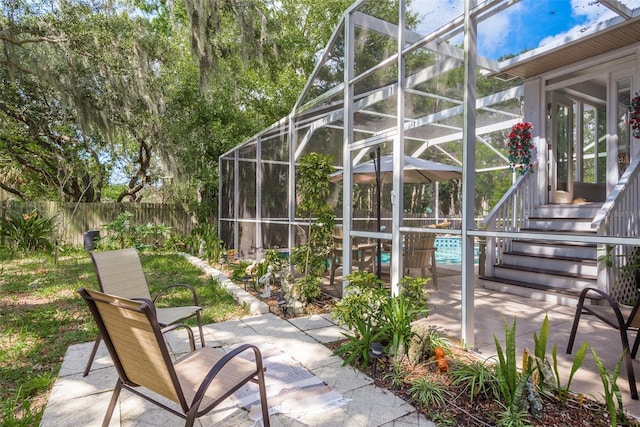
[494,18,640,81]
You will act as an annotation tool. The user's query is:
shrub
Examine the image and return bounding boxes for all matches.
[399,275,430,315]
[297,275,322,302]
[333,272,387,331]
[381,294,418,360]
[0,210,56,251]
[334,315,387,369]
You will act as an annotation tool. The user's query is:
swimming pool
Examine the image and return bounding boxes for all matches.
[379,236,478,265]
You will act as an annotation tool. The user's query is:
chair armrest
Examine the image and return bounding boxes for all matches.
[577,287,617,306]
[191,344,265,407]
[153,283,199,306]
[577,287,628,328]
[161,323,196,352]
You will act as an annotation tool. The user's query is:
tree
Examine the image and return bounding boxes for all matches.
[0,1,167,202]
[0,0,356,210]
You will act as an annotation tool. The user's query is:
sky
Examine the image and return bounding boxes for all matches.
[410,0,640,61]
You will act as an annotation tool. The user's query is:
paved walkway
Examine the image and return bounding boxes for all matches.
[40,311,434,427]
[40,260,640,425]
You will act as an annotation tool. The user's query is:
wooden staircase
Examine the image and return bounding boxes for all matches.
[483,203,603,306]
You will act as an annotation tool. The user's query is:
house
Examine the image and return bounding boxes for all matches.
[219,0,640,346]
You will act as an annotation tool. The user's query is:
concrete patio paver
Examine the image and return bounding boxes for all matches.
[40,263,640,425]
[40,310,434,427]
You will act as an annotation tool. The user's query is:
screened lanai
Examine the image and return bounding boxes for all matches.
[220,0,640,345]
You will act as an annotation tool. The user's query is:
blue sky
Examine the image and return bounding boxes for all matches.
[411,0,640,61]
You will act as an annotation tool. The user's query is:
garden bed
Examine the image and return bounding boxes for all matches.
[326,339,624,427]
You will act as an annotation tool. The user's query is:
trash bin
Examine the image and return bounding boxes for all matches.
[83,230,100,251]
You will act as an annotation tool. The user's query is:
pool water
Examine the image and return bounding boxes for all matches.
[379,237,478,265]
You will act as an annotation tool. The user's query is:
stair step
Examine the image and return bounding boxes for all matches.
[526,217,594,232]
[533,203,602,218]
[493,264,596,290]
[510,241,596,259]
[502,252,598,276]
[481,277,603,307]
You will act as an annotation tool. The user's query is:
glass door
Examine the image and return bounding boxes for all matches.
[548,94,574,203]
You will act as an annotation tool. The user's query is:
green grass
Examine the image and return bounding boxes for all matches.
[0,247,249,426]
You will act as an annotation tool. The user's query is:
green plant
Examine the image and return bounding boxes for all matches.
[334,315,386,369]
[297,275,322,302]
[496,404,533,427]
[99,211,138,249]
[188,223,224,262]
[0,210,56,251]
[381,295,419,360]
[263,249,287,280]
[333,273,387,331]
[493,317,534,424]
[449,358,499,402]
[429,413,457,426]
[138,222,173,249]
[426,327,453,355]
[409,376,452,409]
[399,275,430,315]
[346,270,384,288]
[494,318,520,405]
[551,341,587,403]
[382,361,407,388]
[1,387,43,427]
[292,153,335,280]
[591,346,625,427]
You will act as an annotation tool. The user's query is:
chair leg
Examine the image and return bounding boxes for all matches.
[566,300,585,354]
[196,312,205,348]
[102,379,122,427]
[83,335,102,377]
[620,329,639,400]
[257,367,271,427]
[632,331,640,359]
[431,252,437,290]
[330,258,337,287]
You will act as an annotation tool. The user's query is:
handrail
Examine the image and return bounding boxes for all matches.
[591,156,640,300]
[483,172,532,227]
[592,156,640,236]
[482,171,537,276]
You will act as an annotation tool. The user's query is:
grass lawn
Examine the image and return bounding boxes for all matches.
[0,247,249,426]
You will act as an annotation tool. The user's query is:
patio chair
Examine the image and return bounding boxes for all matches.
[403,232,438,289]
[78,288,269,427]
[329,229,376,287]
[566,287,640,400]
[83,248,204,376]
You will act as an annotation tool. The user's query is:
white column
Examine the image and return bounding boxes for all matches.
[523,78,546,206]
[341,10,355,295]
[390,0,406,297]
[461,0,477,348]
[256,137,263,260]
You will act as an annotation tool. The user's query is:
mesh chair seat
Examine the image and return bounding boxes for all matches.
[78,288,269,427]
[83,248,204,377]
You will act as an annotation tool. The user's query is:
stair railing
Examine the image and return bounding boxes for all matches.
[483,171,537,276]
[591,156,640,300]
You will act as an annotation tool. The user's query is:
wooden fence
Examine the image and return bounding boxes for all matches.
[2,201,196,248]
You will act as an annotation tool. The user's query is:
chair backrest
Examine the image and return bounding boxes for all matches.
[403,232,436,269]
[78,288,188,409]
[91,248,152,300]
